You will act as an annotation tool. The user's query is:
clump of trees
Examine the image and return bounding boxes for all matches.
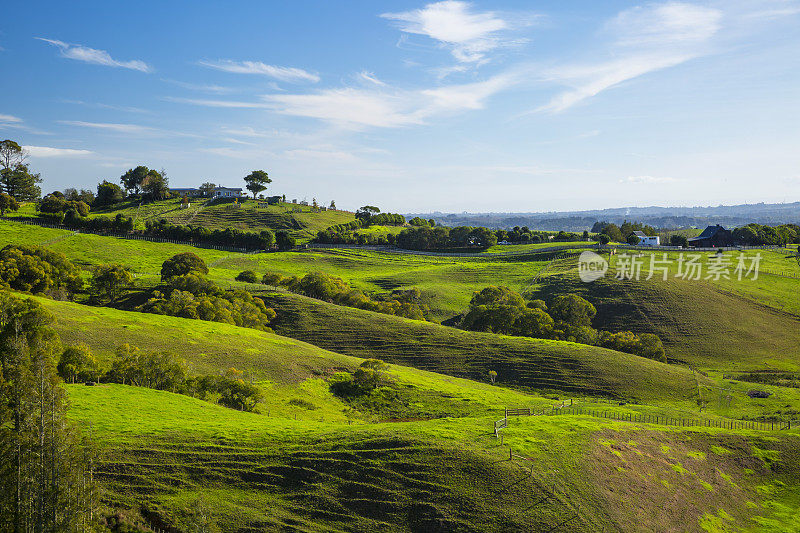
[733,223,799,246]
[0,139,42,201]
[0,292,99,530]
[37,192,91,224]
[396,225,499,250]
[137,254,277,331]
[63,343,263,412]
[120,165,170,201]
[89,264,133,303]
[0,192,19,216]
[262,270,430,320]
[592,221,656,243]
[330,359,388,398]
[460,286,666,362]
[0,244,83,298]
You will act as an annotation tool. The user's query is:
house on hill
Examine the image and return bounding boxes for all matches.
[688,225,733,247]
[169,186,244,199]
[633,231,660,246]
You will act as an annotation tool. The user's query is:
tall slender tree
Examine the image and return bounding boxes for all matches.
[0,292,98,531]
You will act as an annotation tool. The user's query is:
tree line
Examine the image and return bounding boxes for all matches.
[258,270,430,321]
[459,286,666,362]
[0,292,99,531]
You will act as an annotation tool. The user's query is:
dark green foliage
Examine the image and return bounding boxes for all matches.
[0,164,41,202]
[0,244,82,296]
[408,217,429,227]
[58,344,100,383]
[733,223,799,245]
[141,169,170,201]
[0,192,19,216]
[275,271,429,320]
[243,170,271,199]
[460,286,665,362]
[670,234,688,247]
[142,219,276,250]
[38,193,90,220]
[330,359,387,398]
[627,233,641,245]
[235,270,258,283]
[138,285,277,332]
[0,292,98,530]
[94,180,125,206]
[160,252,208,281]
[105,344,187,391]
[105,345,262,412]
[550,294,597,328]
[275,230,296,250]
[89,264,133,303]
[120,166,150,195]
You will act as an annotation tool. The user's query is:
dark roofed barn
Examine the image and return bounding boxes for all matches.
[688,224,733,248]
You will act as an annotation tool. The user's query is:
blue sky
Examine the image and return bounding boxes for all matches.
[1,0,799,212]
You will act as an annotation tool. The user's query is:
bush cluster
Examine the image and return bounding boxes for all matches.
[460,286,667,362]
[733,223,799,245]
[0,244,83,297]
[61,343,262,412]
[259,270,429,320]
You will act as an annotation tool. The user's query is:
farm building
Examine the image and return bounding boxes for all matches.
[688,224,733,247]
[169,186,244,198]
[633,231,660,246]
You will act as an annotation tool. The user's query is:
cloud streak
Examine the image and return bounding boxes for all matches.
[24,145,94,158]
[381,1,514,63]
[36,38,151,72]
[198,59,319,82]
[539,2,722,112]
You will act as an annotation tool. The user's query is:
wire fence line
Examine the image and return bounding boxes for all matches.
[494,401,796,433]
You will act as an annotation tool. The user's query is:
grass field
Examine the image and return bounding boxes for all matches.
[4,217,799,529]
[66,382,800,532]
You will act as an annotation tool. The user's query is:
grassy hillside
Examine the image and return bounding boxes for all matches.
[529,253,800,372]
[29,197,357,242]
[68,383,800,532]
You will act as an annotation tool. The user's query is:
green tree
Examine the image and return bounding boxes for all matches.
[0,164,41,202]
[0,245,83,296]
[57,344,100,383]
[119,165,150,195]
[89,264,133,303]
[627,233,641,245]
[0,193,19,216]
[0,292,98,531]
[355,206,380,225]
[94,180,125,206]
[141,169,170,201]
[235,270,258,284]
[160,252,209,281]
[669,234,688,247]
[243,170,271,199]
[549,294,596,328]
[275,230,295,250]
[199,182,216,197]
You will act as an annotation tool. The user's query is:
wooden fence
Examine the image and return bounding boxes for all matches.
[496,402,796,434]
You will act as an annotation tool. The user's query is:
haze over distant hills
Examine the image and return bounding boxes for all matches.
[409,201,800,231]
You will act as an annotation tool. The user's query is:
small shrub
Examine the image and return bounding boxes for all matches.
[235,270,258,283]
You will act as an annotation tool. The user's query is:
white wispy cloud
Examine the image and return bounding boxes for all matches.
[0,114,51,135]
[163,96,270,108]
[356,71,387,86]
[381,1,513,64]
[58,120,199,138]
[622,175,679,184]
[261,73,515,128]
[23,145,93,157]
[539,2,722,113]
[61,99,152,114]
[197,59,319,83]
[36,38,151,72]
[161,79,238,94]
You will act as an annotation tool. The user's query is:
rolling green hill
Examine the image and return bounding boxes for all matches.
[68,383,800,532]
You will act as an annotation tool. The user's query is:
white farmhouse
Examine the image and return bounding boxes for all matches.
[212,186,244,198]
[633,231,660,246]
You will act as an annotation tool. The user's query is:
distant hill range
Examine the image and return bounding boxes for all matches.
[409,202,800,231]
